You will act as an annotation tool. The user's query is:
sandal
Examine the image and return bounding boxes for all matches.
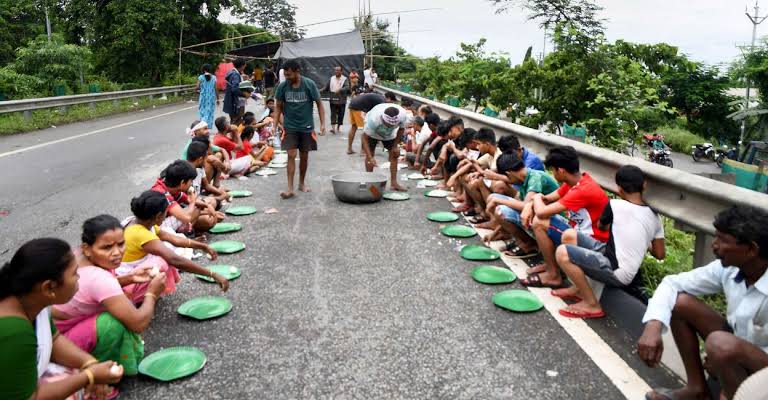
[452,204,471,213]
[558,306,605,319]
[468,216,489,224]
[503,245,539,259]
[520,272,565,289]
[463,209,479,217]
[550,289,582,303]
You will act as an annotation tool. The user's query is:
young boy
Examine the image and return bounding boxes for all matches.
[186,140,228,224]
[519,145,609,289]
[181,120,232,185]
[485,152,560,255]
[151,159,216,233]
[214,116,262,177]
[554,165,665,319]
[237,126,273,164]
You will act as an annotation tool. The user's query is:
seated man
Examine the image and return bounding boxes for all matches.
[214,116,263,177]
[151,160,216,233]
[409,113,441,170]
[361,103,408,191]
[520,145,609,288]
[186,138,230,205]
[485,152,560,253]
[555,165,665,319]
[428,116,465,179]
[454,128,502,223]
[467,135,529,222]
[181,120,231,186]
[638,205,768,400]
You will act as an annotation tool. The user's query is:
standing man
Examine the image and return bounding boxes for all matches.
[363,66,377,90]
[323,66,349,135]
[274,59,327,199]
[361,103,408,192]
[346,91,396,155]
[263,64,278,99]
[252,64,264,94]
[222,58,247,128]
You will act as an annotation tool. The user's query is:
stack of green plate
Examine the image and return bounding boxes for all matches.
[225,206,258,216]
[178,296,233,320]
[460,245,501,261]
[492,290,544,312]
[195,265,241,282]
[138,347,207,381]
[424,189,450,198]
[427,211,460,222]
[209,240,246,254]
[209,222,242,234]
[383,192,410,201]
[229,190,252,198]
[471,266,517,284]
[440,225,477,238]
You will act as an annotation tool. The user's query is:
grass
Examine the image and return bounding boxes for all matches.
[655,125,709,154]
[0,94,193,135]
[640,217,727,314]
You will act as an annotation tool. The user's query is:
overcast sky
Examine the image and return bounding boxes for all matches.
[250,0,764,68]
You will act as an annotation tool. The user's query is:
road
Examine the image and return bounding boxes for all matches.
[0,102,682,399]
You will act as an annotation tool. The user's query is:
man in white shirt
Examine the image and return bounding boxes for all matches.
[638,205,768,400]
[553,165,665,319]
[363,67,377,90]
[322,66,349,134]
[362,103,408,191]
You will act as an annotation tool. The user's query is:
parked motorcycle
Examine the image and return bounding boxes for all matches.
[714,145,738,168]
[691,143,716,162]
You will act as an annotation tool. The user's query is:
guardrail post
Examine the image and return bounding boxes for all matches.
[89,101,95,111]
[113,99,119,107]
[693,232,716,268]
[23,110,31,122]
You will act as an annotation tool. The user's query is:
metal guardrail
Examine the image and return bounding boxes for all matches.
[376,85,768,266]
[0,85,196,119]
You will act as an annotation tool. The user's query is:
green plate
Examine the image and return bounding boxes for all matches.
[195,265,241,282]
[472,266,517,284]
[225,206,258,216]
[383,192,410,201]
[424,189,450,198]
[427,211,460,222]
[229,190,252,198]
[492,290,544,313]
[138,346,207,381]
[178,296,233,320]
[209,222,242,234]
[460,245,501,261]
[440,225,477,238]
[209,240,246,254]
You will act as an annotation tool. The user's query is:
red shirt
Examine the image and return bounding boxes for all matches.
[151,178,188,211]
[235,141,253,159]
[213,134,237,154]
[556,172,609,242]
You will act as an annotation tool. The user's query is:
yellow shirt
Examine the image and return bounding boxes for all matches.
[122,224,160,262]
[252,68,263,80]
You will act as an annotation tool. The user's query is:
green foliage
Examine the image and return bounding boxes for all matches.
[0,0,45,66]
[489,0,605,37]
[656,125,708,153]
[234,0,304,40]
[0,67,45,100]
[12,34,92,93]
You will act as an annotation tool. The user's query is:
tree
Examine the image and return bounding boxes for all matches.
[13,34,92,93]
[0,0,46,66]
[355,16,416,82]
[488,0,606,37]
[235,0,304,40]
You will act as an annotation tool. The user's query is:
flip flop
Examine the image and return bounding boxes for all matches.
[519,272,565,289]
[558,307,605,319]
[503,245,539,259]
[550,289,583,303]
[467,216,489,224]
[452,204,471,213]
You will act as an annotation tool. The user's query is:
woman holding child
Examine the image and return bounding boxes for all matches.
[0,238,123,400]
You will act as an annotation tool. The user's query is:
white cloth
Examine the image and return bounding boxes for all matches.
[607,199,664,284]
[35,308,53,378]
[416,122,432,144]
[230,156,252,176]
[363,69,377,87]
[643,260,768,352]
[363,103,407,141]
[279,69,286,83]
[192,168,205,196]
[329,75,347,93]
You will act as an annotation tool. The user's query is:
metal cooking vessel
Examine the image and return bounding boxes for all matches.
[331,172,388,204]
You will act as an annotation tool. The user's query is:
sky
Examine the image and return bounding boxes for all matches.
[225,0,767,69]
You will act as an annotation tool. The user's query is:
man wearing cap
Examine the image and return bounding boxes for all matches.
[362,103,408,191]
[223,58,247,126]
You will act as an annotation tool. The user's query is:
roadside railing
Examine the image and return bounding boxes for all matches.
[0,85,196,121]
[376,85,768,268]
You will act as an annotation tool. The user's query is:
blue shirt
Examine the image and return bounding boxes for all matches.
[522,148,544,171]
[222,69,242,115]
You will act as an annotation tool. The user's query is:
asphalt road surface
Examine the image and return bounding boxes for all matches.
[0,102,682,399]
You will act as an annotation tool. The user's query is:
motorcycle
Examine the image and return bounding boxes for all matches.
[714,145,738,168]
[691,143,716,162]
[650,147,674,168]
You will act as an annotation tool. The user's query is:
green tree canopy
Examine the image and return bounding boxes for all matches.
[235,0,304,40]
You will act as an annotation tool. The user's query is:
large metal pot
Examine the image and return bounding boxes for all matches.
[331,172,388,204]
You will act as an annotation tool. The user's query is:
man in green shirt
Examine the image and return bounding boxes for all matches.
[486,152,560,258]
[274,59,327,199]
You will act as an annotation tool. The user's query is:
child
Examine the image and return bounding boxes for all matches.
[214,116,261,177]
[237,126,274,164]
[186,138,230,207]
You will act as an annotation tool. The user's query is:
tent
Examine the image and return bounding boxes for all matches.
[229,31,365,89]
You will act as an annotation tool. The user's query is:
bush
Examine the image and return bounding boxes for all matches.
[0,67,45,100]
[656,125,708,153]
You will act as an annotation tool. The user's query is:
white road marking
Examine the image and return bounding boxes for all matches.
[449,199,652,399]
[0,106,196,159]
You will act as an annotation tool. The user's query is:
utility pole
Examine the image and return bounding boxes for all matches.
[394,15,401,80]
[43,1,52,43]
[742,1,767,149]
[178,3,185,85]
